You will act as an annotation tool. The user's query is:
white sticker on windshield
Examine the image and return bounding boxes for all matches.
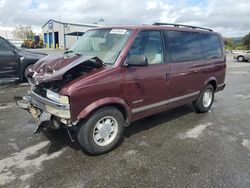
[110,29,127,35]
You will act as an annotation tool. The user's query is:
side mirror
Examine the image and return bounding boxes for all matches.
[125,55,148,67]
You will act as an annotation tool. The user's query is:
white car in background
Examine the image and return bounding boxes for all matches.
[234,51,250,62]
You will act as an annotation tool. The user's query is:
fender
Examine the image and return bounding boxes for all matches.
[77,97,132,124]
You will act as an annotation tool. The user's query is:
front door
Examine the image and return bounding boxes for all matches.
[0,38,19,79]
[124,30,170,119]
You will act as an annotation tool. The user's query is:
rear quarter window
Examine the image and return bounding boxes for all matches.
[201,33,222,59]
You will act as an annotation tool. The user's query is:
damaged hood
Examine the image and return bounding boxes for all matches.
[27,54,103,85]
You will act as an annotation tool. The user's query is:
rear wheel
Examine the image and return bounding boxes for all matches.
[193,84,214,113]
[77,106,125,155]
[237,56,245,62]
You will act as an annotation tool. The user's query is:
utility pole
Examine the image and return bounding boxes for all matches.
[63,24,69,50]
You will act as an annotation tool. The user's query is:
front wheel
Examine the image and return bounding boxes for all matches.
[77,106,125,155]
[193,84,214,113]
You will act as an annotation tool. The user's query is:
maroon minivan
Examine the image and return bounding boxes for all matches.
[16,23,226,155]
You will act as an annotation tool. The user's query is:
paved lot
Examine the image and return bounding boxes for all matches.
[0,55,250,188]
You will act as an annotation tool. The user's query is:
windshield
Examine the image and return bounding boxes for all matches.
[69,29,132,65]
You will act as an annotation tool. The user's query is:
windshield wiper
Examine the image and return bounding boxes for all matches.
[103,62,114,65]
[64,50,73,54]
[64,50,81,56]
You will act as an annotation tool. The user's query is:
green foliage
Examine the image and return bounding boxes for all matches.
[223,33,250,50]
[234,43,248,50]
[12,25,34,40]
[242,33,250,50]
[224,37,233,49]
[225,45,233,50]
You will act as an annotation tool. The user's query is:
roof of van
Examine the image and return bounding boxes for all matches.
[91,24,219,34]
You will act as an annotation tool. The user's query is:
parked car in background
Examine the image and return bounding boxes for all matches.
[234,50,250,62]
[16,23,226,155]
[225,49,233,54]
[0,36,46,81]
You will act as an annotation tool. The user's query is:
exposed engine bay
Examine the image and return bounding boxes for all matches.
[31,58,103,93]
[26,55,104,89]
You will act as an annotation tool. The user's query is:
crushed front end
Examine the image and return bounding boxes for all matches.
[15,81,71,133]
[14,54,104,133]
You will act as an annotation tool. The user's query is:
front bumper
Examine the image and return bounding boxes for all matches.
[30,89,71,119]
[15,88,71,122]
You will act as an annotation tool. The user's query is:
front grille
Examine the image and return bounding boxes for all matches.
[33,86,47,98]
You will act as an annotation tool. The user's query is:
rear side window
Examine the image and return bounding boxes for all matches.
[201,34,222,59]
[167,31,202,62]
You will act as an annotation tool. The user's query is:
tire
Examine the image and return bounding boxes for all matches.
[237,56,245,62]
[77,106,125,155]
[193,84,214,113]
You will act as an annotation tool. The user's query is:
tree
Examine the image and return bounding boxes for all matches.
[223,37,234,49]
[242,33,250,50]
[234,43,246,50]
[12,25,34,40]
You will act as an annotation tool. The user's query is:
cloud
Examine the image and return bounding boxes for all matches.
[0,0,249,37]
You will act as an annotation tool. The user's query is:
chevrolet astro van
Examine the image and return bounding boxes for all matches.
[16,23,226,155]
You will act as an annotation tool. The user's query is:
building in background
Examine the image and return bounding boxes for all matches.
[42,19,99,49]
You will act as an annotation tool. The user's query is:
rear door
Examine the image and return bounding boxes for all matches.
[124,30,170,117]
[165,30,203,100]
[0,38,19,79]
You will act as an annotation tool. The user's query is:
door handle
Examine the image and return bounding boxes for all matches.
[165,73,170,81]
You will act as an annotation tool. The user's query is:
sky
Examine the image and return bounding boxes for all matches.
[0,0,249,37]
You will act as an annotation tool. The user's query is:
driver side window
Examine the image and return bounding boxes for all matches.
[0,38,11,52]
[129,31,164,65]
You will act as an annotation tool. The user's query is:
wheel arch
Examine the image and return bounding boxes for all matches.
[19,60,34,81]
[204,77,217,91]
[76,97,132,126]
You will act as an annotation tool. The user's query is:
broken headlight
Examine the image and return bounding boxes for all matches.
[46,89,69,104]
